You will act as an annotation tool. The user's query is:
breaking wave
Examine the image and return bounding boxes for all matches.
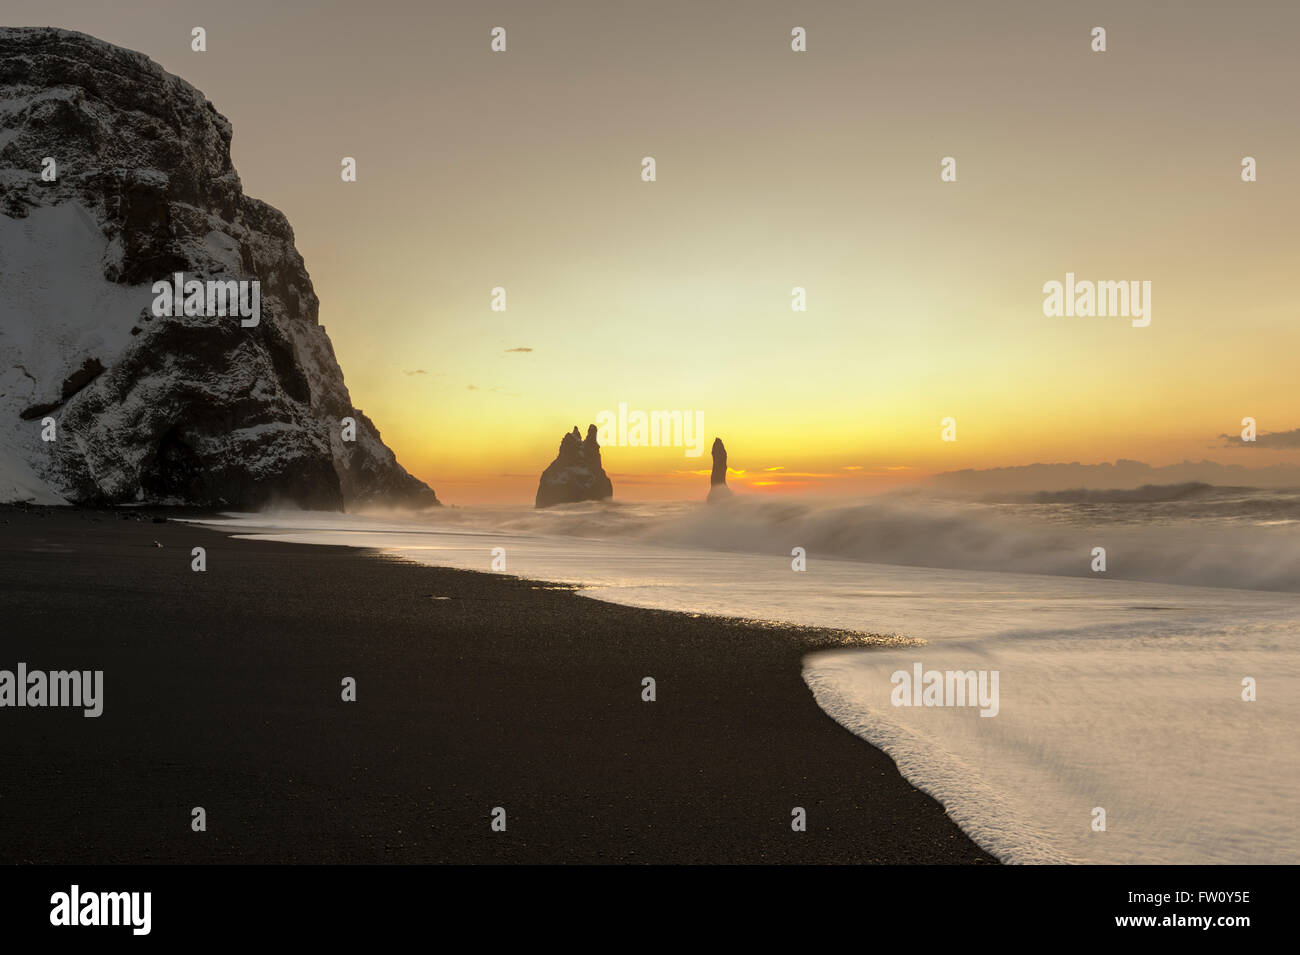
[417,487,1300,593]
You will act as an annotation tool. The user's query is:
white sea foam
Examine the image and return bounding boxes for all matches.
[192,492,1300,864]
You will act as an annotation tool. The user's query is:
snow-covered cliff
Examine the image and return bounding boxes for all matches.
[0,27,436,508]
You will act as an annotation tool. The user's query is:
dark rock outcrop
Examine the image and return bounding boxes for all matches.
[0,28,437,509]
[707,437,733,502]
[535,425,613,508]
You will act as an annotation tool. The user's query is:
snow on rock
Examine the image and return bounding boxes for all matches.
[0,433,65,503]
[0,27,437,509]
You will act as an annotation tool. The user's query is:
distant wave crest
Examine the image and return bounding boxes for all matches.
[425,489,1300,592]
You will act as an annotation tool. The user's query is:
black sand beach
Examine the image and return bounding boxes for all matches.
[0,505,994,864]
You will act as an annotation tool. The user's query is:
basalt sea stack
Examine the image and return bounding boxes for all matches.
[707,437,733,502]
[536,424,613,508]
[0,28,436,509]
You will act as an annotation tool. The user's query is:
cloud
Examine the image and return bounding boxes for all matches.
[504,347,533,353]
[1221,427,1300,449]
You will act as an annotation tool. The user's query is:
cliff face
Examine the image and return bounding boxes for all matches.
[536,425,613,508]
[0,28,436,508]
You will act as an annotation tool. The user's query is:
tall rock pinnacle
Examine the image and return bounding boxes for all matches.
[707,437,733,502]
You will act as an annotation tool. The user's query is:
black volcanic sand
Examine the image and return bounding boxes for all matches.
[0,505,994,864]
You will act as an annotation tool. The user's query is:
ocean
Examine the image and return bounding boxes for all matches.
[193,485,1300,864]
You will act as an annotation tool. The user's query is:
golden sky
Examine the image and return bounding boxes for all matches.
[13,0,1300,502]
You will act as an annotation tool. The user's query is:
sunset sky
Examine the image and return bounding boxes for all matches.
[11,0,1300,502]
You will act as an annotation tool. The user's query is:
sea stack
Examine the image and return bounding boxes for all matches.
[535,424,614,508]
[707,437,733,502]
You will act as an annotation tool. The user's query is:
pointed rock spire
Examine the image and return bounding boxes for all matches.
[535,424,614,507]
[707,437,733,502]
